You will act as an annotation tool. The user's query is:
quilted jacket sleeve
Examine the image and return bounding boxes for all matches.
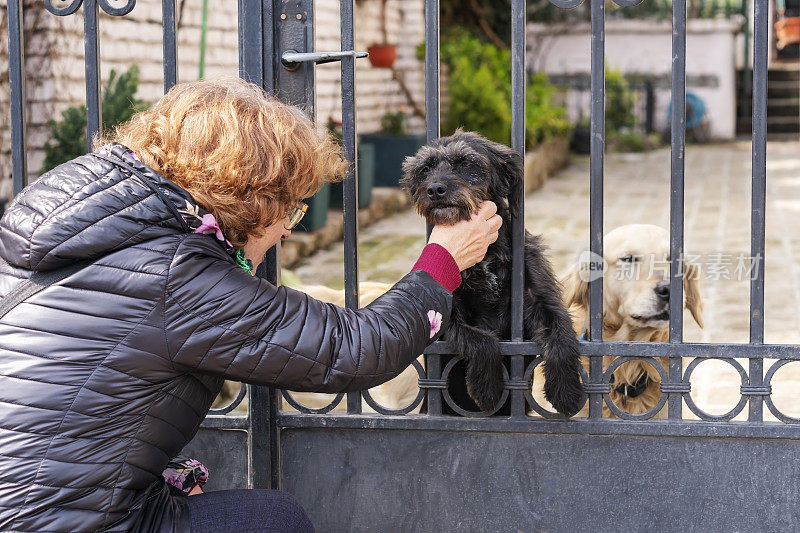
[164,235,451,392]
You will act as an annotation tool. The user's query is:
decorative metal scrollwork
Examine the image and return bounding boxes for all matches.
[547,0,585,9]
[281,391,346,414]
[207,382,248,416]
[609,0,647,7]
[601,356,669,421]
[764,360,800,424]
[524,356,589,419]
[683,358,748,422]
[44,0,136,17]
[440,356,510,418]
[546,0,645,9]
[362,359,427,415]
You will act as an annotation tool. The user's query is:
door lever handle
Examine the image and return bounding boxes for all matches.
[281,50,369,70]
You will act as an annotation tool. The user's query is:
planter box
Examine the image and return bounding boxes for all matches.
[524,137,570,193]
[330,143,375,209]
[570,127,591,155]
[359,133,426,187]
[294,183,330,233]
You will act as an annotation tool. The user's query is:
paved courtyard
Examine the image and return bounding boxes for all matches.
[290,141,800,422]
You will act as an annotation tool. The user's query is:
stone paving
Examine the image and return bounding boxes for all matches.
[290,141,800,422]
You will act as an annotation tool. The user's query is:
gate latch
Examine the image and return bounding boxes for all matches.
[281,50,369,70]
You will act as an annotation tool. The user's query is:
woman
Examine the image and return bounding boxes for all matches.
[0,77,501,532]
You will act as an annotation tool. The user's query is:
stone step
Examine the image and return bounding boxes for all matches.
[737,116,800,135]
[768,80,800,98]
[768,69,800,82]
[738,98,799,109]
[739,115,800,125]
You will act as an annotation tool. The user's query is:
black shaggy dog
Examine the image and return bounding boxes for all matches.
[400,130,584,416]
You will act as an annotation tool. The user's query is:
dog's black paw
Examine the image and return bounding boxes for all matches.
[465,354,505,412]
[542,353,584,417]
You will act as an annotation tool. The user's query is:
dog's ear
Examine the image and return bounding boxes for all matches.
[683,262,704,328]
[561,264,590,312]
[484,140,523,218]
[399,155,418,193]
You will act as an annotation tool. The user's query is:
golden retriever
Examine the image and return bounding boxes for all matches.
[213,282,423,414]
[533,224,704,417]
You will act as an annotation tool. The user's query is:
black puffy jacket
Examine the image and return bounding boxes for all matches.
[0,146,451,532]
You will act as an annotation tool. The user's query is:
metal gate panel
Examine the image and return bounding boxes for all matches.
[4,0,800,529]
[280,428,800,532]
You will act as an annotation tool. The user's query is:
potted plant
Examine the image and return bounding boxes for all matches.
[775,0,800,50]
[326,116,375,209]
[367,0,397,68]
[294,183,330,233]
[360,107,426,187]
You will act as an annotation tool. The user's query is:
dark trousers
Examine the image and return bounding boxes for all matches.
[187,489,314,532]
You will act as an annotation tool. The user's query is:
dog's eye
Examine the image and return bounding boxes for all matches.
[620,255,638,263]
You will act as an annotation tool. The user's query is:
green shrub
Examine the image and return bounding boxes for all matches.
[526,72,572,147]
[41,66,146,173]
[441,33,512,145]
[439,32,571,150]
[379,109,408,135]
[605,67,638,132]
[607,130,646,152]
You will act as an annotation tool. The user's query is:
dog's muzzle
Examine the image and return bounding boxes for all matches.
[610,372,652,399]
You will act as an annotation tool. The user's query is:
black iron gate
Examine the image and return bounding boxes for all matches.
[6,0,800,530]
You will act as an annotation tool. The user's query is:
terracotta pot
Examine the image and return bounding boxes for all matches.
[775,17,800,50]
[367,44,397,68]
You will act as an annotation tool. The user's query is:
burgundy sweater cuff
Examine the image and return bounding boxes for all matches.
[412,243,462,293]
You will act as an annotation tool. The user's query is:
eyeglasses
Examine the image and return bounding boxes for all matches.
[284,202,308,230]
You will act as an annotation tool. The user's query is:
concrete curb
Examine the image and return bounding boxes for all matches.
[281,187,410,268]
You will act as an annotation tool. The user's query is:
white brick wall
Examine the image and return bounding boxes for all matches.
[0,0,426,190]
[528,18,743,140]
[314,0,426,133]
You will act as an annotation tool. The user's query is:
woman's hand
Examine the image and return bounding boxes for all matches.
[428,201,503,271]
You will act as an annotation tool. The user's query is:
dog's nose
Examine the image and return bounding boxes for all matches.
[654,281,670,301]
[426,182,447,200]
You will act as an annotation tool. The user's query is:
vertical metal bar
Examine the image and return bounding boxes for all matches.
[263,0,282,489]
[8,0,27,194]
[342,0,362,415]
[645,80,655,135]
[262,1,274,94]
[668,0,687,420]
[341,0,359,322]
[84,0,102,151]
[424,0,443,414]
[510,0,526,418]
[748,0,768,422]
[239,0,264,84]
[742,0,752,123]
[587,0,605,419]
[425,355,442,415]
[239,0,274,490]
[247,384,272,489]
[425,0,440,142]
[162,0,178,91]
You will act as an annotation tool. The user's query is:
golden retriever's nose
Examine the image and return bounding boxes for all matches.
[426,182,447,200]
[655,281,670,301]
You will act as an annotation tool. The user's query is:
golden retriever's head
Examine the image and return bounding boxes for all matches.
[563,224,704,336]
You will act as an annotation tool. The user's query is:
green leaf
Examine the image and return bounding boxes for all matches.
[41,65,147,174]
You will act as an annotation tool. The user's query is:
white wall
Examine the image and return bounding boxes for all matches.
[0,0,426,187]
[528,18,744,139]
